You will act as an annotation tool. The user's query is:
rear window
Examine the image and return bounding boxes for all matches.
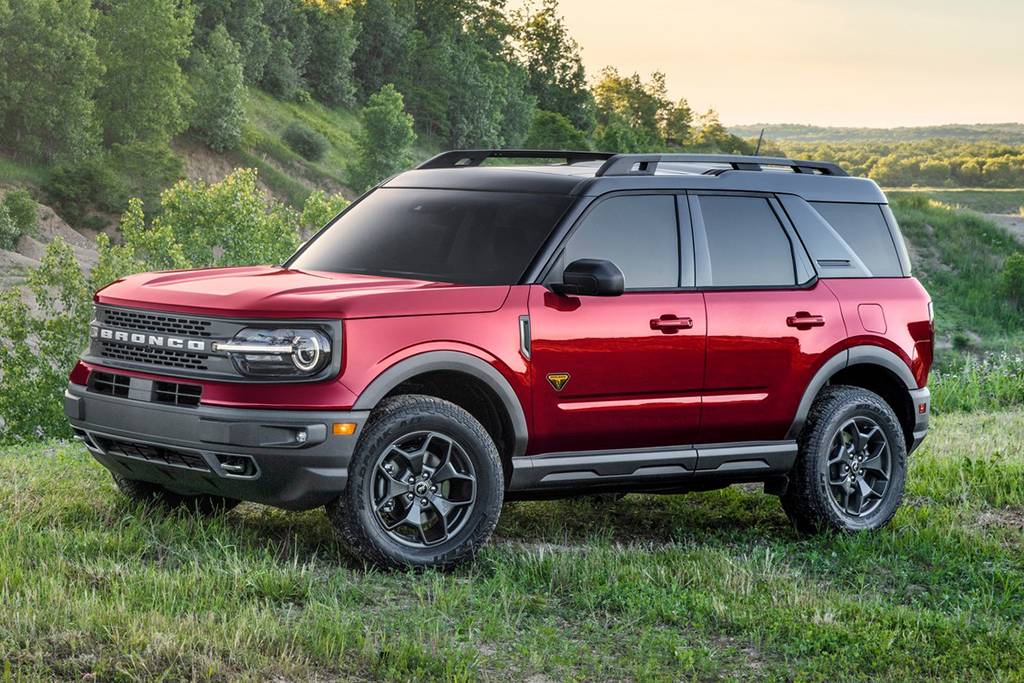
[698,195,796,287]
[288,188,574,285]
[810,202,905,277]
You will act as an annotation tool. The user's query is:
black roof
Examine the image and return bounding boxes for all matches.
[383,149,888,204]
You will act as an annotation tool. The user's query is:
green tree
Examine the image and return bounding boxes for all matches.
[662,98,694,147]
[1003,253,1024,307]
[0,0,102,161]
[350,84,416,192]
[0,204,18,250]
[193,0,270,83]
[300,190,350,233]
[350,0,413,99]
[190,24,246,151]
[515,0,594,133]
[259,0,310,100]
[592,68,668,150]
[95,0,194,146]
[304,0,358,106]
[524,110,588,149]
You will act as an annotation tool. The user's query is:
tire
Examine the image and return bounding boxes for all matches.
[782,385,907,534]
[326,395,505,570]
[113,473,240,515]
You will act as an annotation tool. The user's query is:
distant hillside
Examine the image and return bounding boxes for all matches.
[730,123,1024,144]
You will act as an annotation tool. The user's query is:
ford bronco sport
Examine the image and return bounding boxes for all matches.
[66,150,933,569]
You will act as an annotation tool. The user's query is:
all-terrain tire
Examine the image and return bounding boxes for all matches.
[326,395,505,571]
[782,385,907,533]
[113,474,240,515]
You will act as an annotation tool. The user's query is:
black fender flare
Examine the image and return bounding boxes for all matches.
[352,350,529,457]
[786,345,918,440]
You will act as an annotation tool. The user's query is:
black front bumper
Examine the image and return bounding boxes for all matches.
[65,382,369,510]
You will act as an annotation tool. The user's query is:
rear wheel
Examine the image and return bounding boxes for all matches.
[782,385,906,533]
[327,395,504,570]
[113,474,240,515]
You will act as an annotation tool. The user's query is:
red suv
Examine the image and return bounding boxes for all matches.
[66,150,933,569]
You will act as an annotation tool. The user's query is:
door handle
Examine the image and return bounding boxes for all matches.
[650,315,693,333]
[787,312,826,329]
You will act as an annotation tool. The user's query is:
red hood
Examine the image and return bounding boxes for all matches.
[95,266,510,319]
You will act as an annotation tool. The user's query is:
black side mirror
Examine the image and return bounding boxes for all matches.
[551,259,624,297]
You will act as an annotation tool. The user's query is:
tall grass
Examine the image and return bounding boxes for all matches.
[931,352,1024,414]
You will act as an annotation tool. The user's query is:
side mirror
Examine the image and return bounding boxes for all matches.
[551,259,624,297]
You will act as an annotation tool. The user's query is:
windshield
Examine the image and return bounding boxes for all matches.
[288,188,575,285]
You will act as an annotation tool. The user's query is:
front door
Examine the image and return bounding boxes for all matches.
[527,193,706,454]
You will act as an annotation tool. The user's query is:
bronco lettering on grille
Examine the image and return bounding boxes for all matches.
[90,325,207,352]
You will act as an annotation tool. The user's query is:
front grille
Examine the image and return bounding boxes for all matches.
[88,371,203,408]
[102,308,213,337]
[100,437,211,472]
[98,341,210,370]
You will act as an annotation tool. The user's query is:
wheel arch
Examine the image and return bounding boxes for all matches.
[353,351,529,468]
[788,345,918,448]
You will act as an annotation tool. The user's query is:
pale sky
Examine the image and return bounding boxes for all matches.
[534,0,1024,127]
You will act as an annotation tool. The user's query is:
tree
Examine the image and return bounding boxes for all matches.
[592,67,668,150]
[94,0,194,146]
[0,0,103,161]
[304,0,358,106]
[193,0,271,83]
[350,0,413,99]
[259,0,310,100]
[349,84,416,192]
[662,98,694,147]
[515,0,594,133]
[190,24,246,151]
[524,110,588,149]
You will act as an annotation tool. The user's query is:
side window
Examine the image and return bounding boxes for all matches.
[560,194,681,289]
[697,195,796,287]
[811,202,904,277]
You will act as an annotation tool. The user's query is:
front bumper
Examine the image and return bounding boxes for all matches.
[909,386,930,453]
[65,382,369,510]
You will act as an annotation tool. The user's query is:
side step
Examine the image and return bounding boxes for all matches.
[509,441,796,493]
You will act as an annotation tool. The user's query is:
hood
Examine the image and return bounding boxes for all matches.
[95,266,510,319]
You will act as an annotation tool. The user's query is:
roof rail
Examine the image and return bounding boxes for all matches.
[417,149,615,169]
[595,153,847,177]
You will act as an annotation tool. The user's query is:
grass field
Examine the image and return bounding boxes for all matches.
[2,411,1022,681]
[887,189,1024,215]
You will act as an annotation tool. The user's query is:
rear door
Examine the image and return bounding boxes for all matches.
[690,192,846,444]
[527,193,706,454]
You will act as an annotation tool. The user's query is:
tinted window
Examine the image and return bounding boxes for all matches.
[288,188,574,285]
[561,195,680,289]
[811,202,904,277]
[698,195,795,287]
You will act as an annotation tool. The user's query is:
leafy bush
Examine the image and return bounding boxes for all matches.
[1001,253,1024,305]
[524,110,589,150]
[300,189,349,233]
[0,205,18,250]
[0,169,341,442]
[282,121,329,161]
[3,189,38,239]
[47,143,183,224]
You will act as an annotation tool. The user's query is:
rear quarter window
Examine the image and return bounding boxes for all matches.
[809,202,906,277]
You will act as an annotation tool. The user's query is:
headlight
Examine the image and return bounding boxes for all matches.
[213,328,332,377]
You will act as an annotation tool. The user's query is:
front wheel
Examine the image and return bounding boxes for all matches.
[327,395,505,570]
[782,385,907,533]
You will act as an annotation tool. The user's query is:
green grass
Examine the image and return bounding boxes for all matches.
[2,411,1023,680]
[0,156,48,188]
[888,189,1024,215]
[891,196,1024,341]
[237,89,438,205]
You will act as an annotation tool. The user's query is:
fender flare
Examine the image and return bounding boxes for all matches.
[352,350,529,457]
[786,345,918,440]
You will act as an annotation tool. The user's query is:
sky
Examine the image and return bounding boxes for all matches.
[535,0,1024,127]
